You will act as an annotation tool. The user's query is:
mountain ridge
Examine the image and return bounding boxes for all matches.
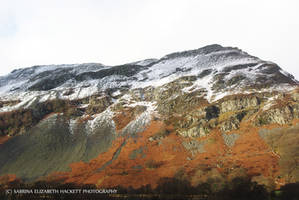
[0,44,297,112]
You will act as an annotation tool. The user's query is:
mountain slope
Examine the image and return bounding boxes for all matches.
[0,44,299,196]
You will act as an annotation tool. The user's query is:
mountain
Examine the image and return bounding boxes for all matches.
[0,44,299,198]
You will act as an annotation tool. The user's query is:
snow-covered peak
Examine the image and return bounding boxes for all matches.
[128,58,158,66]
[161,44,249,60]
[0,45,298,111]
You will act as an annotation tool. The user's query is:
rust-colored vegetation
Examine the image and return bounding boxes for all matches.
[0,136,9,145]
[113,106,146,131]
[40,116,299,191]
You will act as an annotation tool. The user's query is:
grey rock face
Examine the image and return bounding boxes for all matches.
[220,97,260,113]
[178,126,209,138]
[0,113,116,181]
[182,140,207,155]
[257,104,299,126]
[220,117,241,132]
[222,132,240,147]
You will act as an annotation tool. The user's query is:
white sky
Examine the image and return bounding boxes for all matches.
[0,0,298,79]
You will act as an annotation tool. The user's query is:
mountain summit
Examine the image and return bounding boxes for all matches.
[0,44,297,111]
[0,45,299,198]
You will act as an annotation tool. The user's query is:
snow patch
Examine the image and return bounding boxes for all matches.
[86,108,115,135]
[111,90,121,97]
[69,119,78,135]
[121,105,155,136]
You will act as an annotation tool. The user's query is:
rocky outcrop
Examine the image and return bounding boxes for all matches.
[166,89,299,136]
[219,96,260,113]
[182,140,207,154]
[85,95,112,115]
[178,126,209,137]
[257,104,299,126]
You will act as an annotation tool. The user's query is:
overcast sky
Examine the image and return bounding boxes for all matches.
[0,0,298,79]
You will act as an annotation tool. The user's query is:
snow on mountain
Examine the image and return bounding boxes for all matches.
[0,44,298,112]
